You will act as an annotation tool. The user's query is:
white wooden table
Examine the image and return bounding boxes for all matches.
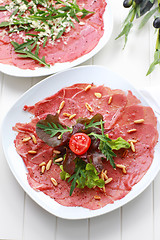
[1,1,160,240]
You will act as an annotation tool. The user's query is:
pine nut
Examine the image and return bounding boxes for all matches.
[130,141,136,152]
[105,178,113,184]
[31,134,37,144]
[41,165,45,174]
[46,160,52,171]
[94,92,102,98]
[116,164,127,174]
[55,157,63,163]
[108,96,112,105]
[69,113,76,120]
[22,137,31,142]
[28,150,37,154]
[51,177,58,186]
[53,150,61,154]
[84,84,92,91]
[63,113,71,117]
[127,129,137,133]
[134,119,144,124]
[39,162,46,167]
[94,195,101,200]
[85,102,93,112]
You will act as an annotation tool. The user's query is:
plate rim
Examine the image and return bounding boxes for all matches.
[2,65,160,219]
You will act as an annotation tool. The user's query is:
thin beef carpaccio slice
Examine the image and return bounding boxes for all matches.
[0,0,106,70]
[13,84,159,210]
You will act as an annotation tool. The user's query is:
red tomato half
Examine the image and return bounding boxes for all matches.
[69,133,91,155]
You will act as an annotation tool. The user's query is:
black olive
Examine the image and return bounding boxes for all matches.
[123,0,133,8]
[153,17,160,29]
[135,0,143,4]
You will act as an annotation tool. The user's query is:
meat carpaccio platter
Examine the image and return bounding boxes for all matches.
[0,0,113,77]
[2,66,160,219]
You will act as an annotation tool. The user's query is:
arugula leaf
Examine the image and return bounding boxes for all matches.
[89,121,130,168]
[67,159,105,196]
[37,121,72,137]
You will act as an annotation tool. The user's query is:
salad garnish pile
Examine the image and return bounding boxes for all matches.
[36,113,130,195]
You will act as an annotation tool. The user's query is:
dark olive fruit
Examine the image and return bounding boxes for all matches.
[135,0,143,4]
[153,17,160,29]
[123,0,133,8]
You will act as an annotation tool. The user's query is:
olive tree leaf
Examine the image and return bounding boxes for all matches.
[139,6,158,29]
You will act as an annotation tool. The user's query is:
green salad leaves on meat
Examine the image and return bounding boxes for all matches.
[36,113,130,195]
[0,0,94,66]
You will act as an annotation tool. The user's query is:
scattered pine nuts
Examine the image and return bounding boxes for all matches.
[55,157,63,163]
[53,150,61,154]
[28,150,37,154]
[94,195,101,200]
[31,134,37,144]
[51,177,58,186]
[69,113,76,120]
[39,162,46,167]
[46,160,52,171]
[94,92,102,98]
[22,137,31,142]
[130,141,136,152]
[57,134,61,139]
[134,119,144,124]
[127,129,137,133]
[41,165,45,174]
[85,102,93,112]
[116,164,127,174]
[108,96,112,105]
[84,84,92,91]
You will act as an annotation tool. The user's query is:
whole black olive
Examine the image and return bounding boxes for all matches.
[123,0,133,8]
[135,0,143,4]
[153,17,160,29]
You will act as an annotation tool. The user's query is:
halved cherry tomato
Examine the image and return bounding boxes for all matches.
[69,133,91,155]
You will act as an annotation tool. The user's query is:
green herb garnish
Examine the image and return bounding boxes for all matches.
[0,0,94,66]
[61,159,105,196]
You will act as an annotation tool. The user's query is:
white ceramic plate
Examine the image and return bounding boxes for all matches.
[0,1,113,78]
[2,65,160,219]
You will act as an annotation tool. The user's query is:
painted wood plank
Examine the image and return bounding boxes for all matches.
[122,185,153,240]
[90,209,121,240]
[0,75,32,239]
[23,195,56,240]
[56,218,88,240]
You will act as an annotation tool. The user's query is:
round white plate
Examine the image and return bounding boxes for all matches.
[0,1,113,77]
[2,65,160,219]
